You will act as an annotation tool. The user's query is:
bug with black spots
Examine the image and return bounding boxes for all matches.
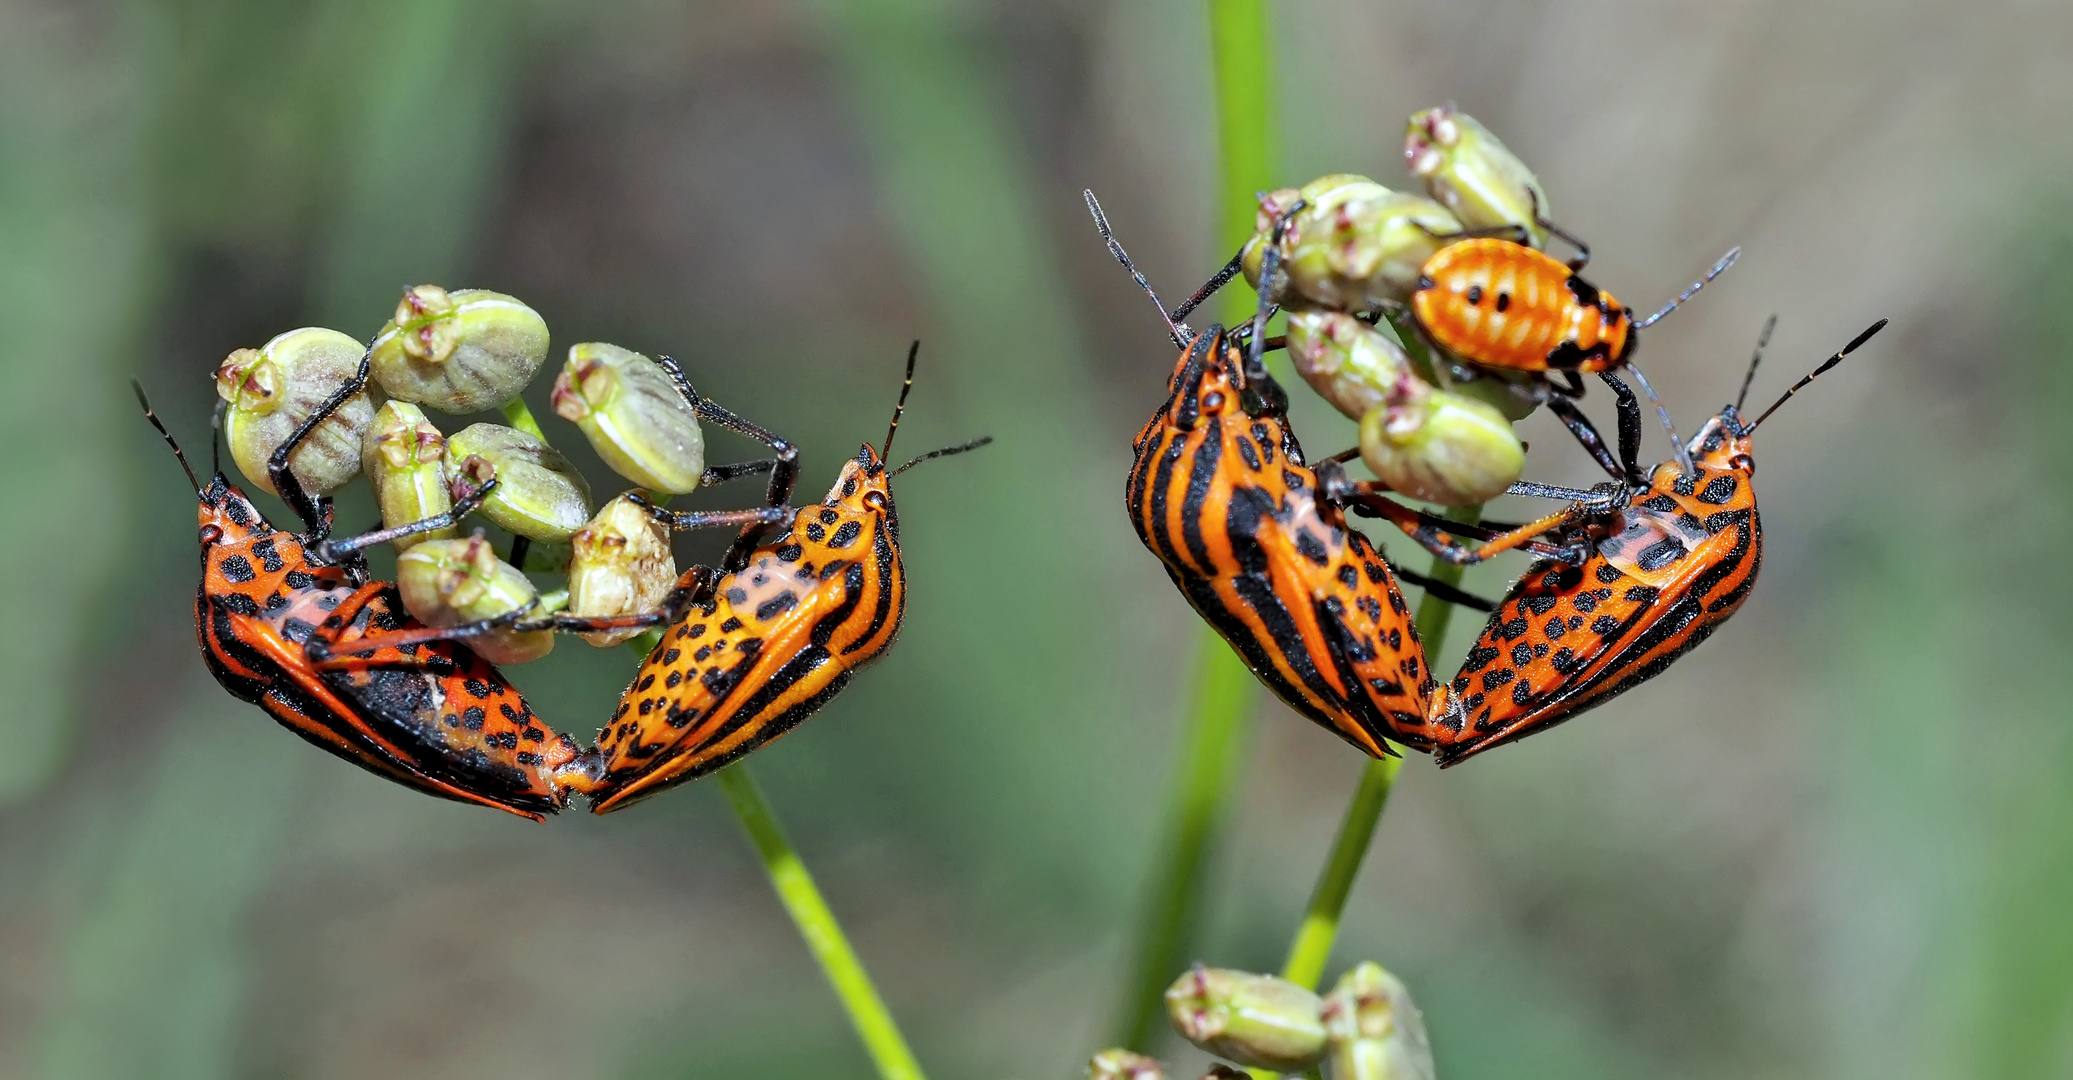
[1367,317,1887,764]
[328,343,992,812]
[1088,192,1498,758]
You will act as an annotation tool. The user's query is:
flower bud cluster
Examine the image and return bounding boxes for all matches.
[1231,105,1554,506]
[209,284,732,665]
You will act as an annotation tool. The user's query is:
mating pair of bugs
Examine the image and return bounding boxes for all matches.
[1092,190,1883,764]
[145,346,986,818]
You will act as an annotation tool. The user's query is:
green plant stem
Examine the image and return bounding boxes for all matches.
[1277,506,1483,991]
[500,397,546,440]
[717,765,927,1080]
[1109,0,1278,1051]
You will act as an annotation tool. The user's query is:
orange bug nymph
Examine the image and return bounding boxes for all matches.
[1402,317,1887,765]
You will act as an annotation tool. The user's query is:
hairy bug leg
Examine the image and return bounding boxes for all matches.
[653,353,801,571]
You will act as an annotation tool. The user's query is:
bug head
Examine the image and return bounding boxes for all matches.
[821,342,991,538]
[1687,316,1887,476]
[1161,325,1285,429]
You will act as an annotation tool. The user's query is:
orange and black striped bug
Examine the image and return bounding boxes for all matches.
[141,382,594,819]
[328,344,991,812]
[1379,317,1887,764]
[1087,191,1495,758]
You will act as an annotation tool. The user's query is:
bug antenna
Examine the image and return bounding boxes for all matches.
[133,381,202,495]
[1735,314,1777,413]
[1748,318,1886,433]
[882,340,920,460]
[893,435,993,477]
[210,396,225,477]
[1634,246,1740,329]
[1085,189,1187,347]
[1623,361,1693,475]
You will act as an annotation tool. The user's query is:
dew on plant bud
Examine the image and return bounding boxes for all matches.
[1405,104,1552,249]
[1164,965,1327,1072]
[445,424,592,542]
[565,494,679,647]
[361,401,455,551]
[216,327,379,497]
[369,285,550,413]
[551,342,708,493]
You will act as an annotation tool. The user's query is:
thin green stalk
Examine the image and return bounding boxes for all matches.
[509,396,925,1080]
[1110,0,1277,1050]
[717,765,927,1080]
[1277,506,1482,991]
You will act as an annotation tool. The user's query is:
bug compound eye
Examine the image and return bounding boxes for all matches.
[1731,453,1754,473]
[198,524,223,545]
[862,490,889,513]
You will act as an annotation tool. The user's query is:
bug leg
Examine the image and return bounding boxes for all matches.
[621,495,794,537]
[1387,562,1497,613]
[1590,372,1648,486]
[311,478,500,564]
[1617,363,1694,475]
[1527,189,1592,271]
[269,349,373,541]
[653,356,799,570]
[1318,464,1584,565]
[1543,394,1628,484]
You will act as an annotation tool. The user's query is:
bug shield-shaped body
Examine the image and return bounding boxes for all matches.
[1411,238,1633,373]
[1127,328,1436,757]
[1424,411,1759,764]
[193,476,587,818]
[586,446,906,811]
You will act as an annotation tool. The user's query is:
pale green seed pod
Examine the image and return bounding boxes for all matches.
[369,285,550,413]
[1405,104,1551,249]
[361,401,455,551]
[1377,307,1539,422]
[395,535,554,665]
[1244,181,1463,311]
[551,342,707,493]
[445,424,592,542]
[1359,383,1525,506]
[215,328,379,497]
[1284,311,1425,422]
[565,494,678,647]
[1164,966,1327,1072]
[1086,1049,1165,1080]
[1321,963,1434,1080]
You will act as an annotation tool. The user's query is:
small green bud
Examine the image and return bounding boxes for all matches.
[215,328,380,497]
[550,342,707,493]
[1244,181,1463,311]
[361,401,455,551]
[1321,963,1434,1080]
[369,285,550,413]
[565,494,678,647]
[395,535,554,664]
[444,424,592,542]
[1284,311,1424,422]
[1359,383,1525,506]
[1086,1049,1165,1080]
[1165,966,1327,1072]
[1405,104,1551,249]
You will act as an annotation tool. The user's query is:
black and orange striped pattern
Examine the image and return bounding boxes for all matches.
[1420,412,1760,765]
[193,475,589,819]
[583,446,908,811]
[1127,326,1438,756]
[1411,238,1634,374]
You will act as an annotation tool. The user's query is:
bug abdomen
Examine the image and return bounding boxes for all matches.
[1412,238,1631,372]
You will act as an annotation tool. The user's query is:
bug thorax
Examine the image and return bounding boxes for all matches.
[1687,409,1755,476]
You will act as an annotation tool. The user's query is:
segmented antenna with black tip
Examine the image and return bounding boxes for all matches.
[133,381,202,495]
[1735,314,1777,413]
[1085,190,1189,347]
[883,340,920,460]
[1748,318,1887,433]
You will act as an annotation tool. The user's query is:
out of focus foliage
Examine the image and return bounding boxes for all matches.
[4,1,2073,1078]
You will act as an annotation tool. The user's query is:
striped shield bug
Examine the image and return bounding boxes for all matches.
[1087,191,1497,757]
[1409,317,1887,764]
[324,344,992,812]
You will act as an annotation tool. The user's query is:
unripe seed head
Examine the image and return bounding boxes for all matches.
[551,342,707,493]
[565,494,678,647]
[1285,311,1425,422]
[1244,181,1462,312]
[1405,105,1551,249]
[1086,1049,1165,1080]
[362,401,455,551]
[369,286,550,413]
[395,535,554,664]
[1164,966,1327,1072]
[445,424,592,542]
[1321,963,1434,1080]
[216,327,379,497]
[1359,385,1525,506]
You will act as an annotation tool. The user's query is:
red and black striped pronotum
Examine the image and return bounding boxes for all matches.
[1394,318,1885,764]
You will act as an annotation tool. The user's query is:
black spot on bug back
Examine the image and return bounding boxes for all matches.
[806,523,826,542]
[463,707,486,729]
[756,592,798,620]
[1671,472,1698,497]
[1462,645,1501,674]
[1236,436,1262,471]
[464,679,490,698]
[1295,529,1328,566]
[283,569,315,590]
[720,617,743,633]
[1465,284,1484,305]
[725,587,747,604]
[1550,647,1582,674]
[1564,274,1602,308]
[830,521,861,547]
[1625,585,1659,604]
[1595,562,1624,584]
[251,539,283,573]
[218,593,260,616]
[1521,594,1559,616]
[819,508,840,525]
[1337,565,1358,589]
[219,555,255,583]
[1697,475,1739,504]
[1638,494,1678,513]
[776,543,803,561]
[1364,561,1387,583]
[1636,537,1686,570]
[281,618,316,643]
[1495,292,1511,312]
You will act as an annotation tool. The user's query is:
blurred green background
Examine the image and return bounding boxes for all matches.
[4,0,2071,1077]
